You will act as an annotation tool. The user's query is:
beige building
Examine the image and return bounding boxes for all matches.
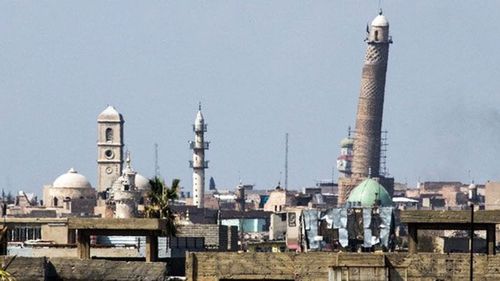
[485,181,500,210]
[263,187,296,212]
[43,168,96,216]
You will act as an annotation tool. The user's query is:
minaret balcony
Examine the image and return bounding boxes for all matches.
[189,141,210,150]
[192,124,208,132]
[189,160,209,169]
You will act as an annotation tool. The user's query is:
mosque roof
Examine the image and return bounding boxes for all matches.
[346,178,392,207]
[53,168,92,189]
[98,105,123,122]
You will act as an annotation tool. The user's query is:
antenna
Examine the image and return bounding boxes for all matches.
[332,167,335,194]
[285,133,289,190]
[154,143,160,178]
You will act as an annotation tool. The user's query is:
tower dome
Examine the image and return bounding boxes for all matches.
[347,178,392,207]
[135,174,152,191]
[98,105,123,122]
[371,12,389,27]
[53,168,92,188]
[340,137,354,148]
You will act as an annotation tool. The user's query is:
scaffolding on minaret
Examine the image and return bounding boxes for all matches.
[380,130,389,177]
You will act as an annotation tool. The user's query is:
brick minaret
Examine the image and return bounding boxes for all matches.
[339,11,393,204]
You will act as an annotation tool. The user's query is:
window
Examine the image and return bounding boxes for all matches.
[105,128,113,142]
[105,149,114,159]
[374,30,379,41]
[53,197,58,207]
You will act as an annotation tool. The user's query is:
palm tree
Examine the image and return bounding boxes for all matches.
[145,177,179,236]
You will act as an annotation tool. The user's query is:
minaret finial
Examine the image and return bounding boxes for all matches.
[126,151,131,169]
[368,167,372,178]
[198,102,202,111]
[379,8,383,15]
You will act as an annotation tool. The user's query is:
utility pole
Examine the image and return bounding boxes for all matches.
[470,203,474,281]
[154,143,160,179]
[284,133,289,190]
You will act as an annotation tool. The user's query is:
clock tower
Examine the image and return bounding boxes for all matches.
[96,105,124,207]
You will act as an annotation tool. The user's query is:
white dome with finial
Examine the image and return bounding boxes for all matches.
[371,11,389,27]
[53,168,92,189]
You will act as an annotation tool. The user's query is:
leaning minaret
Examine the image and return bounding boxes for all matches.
[351,11,392,178]
[189,104,209,208]
[338,11,393,205]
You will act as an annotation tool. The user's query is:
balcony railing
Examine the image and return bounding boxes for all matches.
[189,160,209,169]
[189,141,210,150]
[192,124,208,132]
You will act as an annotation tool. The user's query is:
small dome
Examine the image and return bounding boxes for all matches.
[340,138,354,148]
[98,106,123,122]
[347,178,392,207]
[135,174,152,191]
[53,168,92,189]
[371,14,389,27]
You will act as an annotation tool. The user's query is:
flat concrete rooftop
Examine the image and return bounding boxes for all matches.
[67,218,168,231]
[400,210,500,224]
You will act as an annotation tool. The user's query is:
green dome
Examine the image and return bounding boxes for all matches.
[340,138,354,148]
[346,178,392,207]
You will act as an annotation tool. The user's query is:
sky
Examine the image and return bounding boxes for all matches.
[1,1,500,195]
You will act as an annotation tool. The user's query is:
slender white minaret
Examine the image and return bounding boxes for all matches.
[189,103,209,208]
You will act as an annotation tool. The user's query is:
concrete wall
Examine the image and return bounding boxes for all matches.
[178,224,229,250]
[8,245,140,258]
[0,256,169,281]
[186,252,500,281]
[41,224,69,244]
[48,258,168,280]
[485,181,500,210]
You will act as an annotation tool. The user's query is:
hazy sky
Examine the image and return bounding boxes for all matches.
[1,1,500,195]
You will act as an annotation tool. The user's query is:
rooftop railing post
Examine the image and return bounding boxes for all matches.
[470,203,474,281]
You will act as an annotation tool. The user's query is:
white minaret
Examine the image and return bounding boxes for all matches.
[189,103,209,208]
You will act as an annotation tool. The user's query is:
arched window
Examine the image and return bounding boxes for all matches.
[105,128,113,142]
[374,30,379,41]
[53,197,58,207]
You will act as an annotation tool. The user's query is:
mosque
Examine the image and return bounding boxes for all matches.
[38,105,209,218]
[40,105,152,218]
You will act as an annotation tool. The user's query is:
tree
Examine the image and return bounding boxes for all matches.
[145,177,179,236]
[5,192,14,205]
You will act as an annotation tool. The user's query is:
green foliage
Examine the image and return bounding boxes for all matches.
[145,177,179,236]
[0,268,15,281]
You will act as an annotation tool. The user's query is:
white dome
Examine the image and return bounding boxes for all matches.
[135,174,152,191]
[53,168,92,189]
[98,105,123,122]
[371,14,389,27]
